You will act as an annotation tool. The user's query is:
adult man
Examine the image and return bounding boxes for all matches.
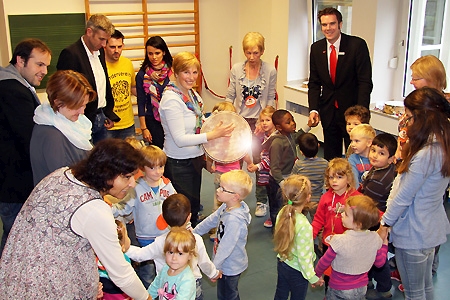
[0,39,51,256]
[57,14,119,144]
[104,29,137,139]
[308,7,373,160]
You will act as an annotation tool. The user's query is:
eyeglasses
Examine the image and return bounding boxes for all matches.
[411,77,423,82]
[217,185,236,194]
[404,115,414,125]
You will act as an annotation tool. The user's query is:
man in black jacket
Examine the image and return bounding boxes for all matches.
[57,14,120,144]
[0,39,51,257]
[308,7,373,160]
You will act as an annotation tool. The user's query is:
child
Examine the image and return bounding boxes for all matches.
[125,194,221,300]
[348,124,376,188]
[273,175,324,299]
[344,105,371,158]
[193,170,253,300]
[315,195,388,300]
[112,145,176,287]
[291,133,328,219]
[148,227,197,300]
[311,158,360,289]
[206,102,251,229]
[247,106,276,227]
[267,109,312,228]
[361,133,397,300]
[98,220,132,300]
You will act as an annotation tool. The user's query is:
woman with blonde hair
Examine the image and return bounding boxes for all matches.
[159,51,234,227]
[30,70,96,185]
[226,32,278,217]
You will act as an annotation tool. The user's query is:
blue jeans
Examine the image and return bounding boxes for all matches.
[164,156,204,227]
[274,260,308,300]
[136,238,156,289]
[217,274,240,300]
[326,286,367,300]
[106,125,135,140]
[0,202,23,258]
[92,110,109,145]
[396,247,435,300]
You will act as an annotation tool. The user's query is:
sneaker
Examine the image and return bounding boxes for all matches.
[390,270,401,282]
[255,203,267,217]
[398,284,404,292]
[263,218,273,228]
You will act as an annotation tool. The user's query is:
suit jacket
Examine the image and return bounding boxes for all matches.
[56,38,119,123]
[308,33,373,129]
[0,79,38,203]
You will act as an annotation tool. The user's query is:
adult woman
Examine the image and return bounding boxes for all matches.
[225,32,277,220]
[0,139,151,299]
[137,36,173,149]
[410,55,448,98]
[159,52,233,227]
[380,88,450,299]
[30,70,95,185]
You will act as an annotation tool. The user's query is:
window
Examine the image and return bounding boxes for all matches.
[404,0,449,96]
[312,0,353,42]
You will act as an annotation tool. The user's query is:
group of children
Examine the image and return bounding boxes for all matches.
[97,102,401,300]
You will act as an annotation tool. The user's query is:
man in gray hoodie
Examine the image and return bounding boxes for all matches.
[0,39,51,257]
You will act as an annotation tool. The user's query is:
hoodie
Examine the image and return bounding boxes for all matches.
[194,201,252,276]
[0,64,40,103]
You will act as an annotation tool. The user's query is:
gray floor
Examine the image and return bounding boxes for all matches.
[198,168,450,300]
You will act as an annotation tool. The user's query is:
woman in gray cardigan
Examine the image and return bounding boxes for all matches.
[30,70,96,185]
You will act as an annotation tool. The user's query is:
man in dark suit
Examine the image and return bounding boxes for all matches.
[0,39,51,257]
[57,14,119,144]
[308,7,373,160]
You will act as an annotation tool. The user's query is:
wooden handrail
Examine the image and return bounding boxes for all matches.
[148,21,196,26]
[147,10,197,15]
[101,11,145,16]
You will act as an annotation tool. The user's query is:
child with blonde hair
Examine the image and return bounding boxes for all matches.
[311,158,361,291]
[315,195,388,300]
[344,105,371,157]
[273,175,324,299]
[112,145,176,287]
[348,124,376,188]
[194,170,253,300]
[98,220,133,299]
[247,106,276,226]
[149,227,197,300]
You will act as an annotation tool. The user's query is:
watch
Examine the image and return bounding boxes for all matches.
[380,219,390,227]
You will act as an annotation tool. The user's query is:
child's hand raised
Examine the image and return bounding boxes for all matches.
[311,277,324,288]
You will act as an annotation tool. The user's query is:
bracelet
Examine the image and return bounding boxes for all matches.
[141,128,148,131]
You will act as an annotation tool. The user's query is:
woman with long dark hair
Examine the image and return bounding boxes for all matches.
[380,87,450,299]
[136,36,173,148]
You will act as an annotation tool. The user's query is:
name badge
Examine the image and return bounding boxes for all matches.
[338,52,345,55]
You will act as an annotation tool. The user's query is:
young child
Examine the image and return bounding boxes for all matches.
[311,158,360,289]
[148,227,197,300]
[348,124,376,188]
[267,109,312,228]
[291,133,328,219]
[98,220,132,300]
[206,102,251,233]
[344,105,371,158]
[125,194,221,300]
[112,145,176,287]
[273,175,324,299]
[360,133,397,300]
[315,195,388,300]
[247,106,276,227]
[193,170,253,300]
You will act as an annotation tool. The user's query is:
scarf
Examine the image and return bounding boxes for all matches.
[143,62,172,122]
[165,82,203,133]
[33,103,93,151]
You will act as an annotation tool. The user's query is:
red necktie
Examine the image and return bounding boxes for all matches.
[330,45,337,84]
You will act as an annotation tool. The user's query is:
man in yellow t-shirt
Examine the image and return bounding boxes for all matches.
[104,30,137,139]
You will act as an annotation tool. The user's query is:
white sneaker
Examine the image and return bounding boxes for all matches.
[255,203,267,217]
